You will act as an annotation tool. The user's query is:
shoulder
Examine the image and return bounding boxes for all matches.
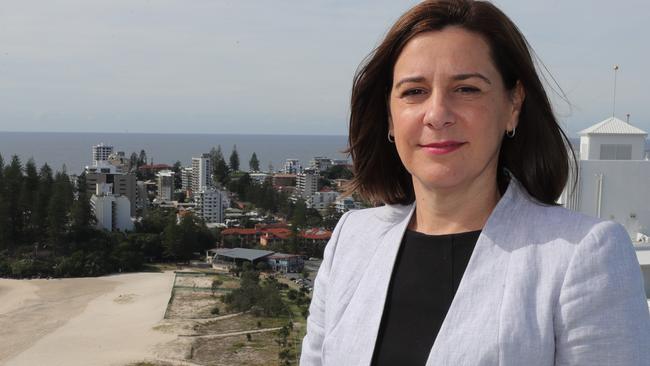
[321,203,412,275]
[507,180,620,247]
[330,204,412,247]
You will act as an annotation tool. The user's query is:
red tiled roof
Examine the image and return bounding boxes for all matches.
[222,228,258,236]
[301,228,332,240]
[264,228,291,240]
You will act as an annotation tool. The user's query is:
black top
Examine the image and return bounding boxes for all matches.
[370,229,481,366]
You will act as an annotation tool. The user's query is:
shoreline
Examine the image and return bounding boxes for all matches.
[0,271,175,366]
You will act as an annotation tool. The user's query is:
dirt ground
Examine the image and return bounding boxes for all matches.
[139,269,306,366]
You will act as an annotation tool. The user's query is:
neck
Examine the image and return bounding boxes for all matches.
[410,172,501,235]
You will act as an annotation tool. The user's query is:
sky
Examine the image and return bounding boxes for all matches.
[0,0,647,136]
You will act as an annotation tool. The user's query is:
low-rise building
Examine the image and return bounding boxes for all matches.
[335,196,361,213]
[311,189,340,211]
[250,172,270,185]
[301,228,332,246]
[266,253,304,273]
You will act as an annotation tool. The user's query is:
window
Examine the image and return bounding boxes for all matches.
[600,144,632,160]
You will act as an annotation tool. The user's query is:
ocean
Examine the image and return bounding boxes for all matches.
[0,132,349,174]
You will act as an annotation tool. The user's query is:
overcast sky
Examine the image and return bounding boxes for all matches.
[0,0,647,136]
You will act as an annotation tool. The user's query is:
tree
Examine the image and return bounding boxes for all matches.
[47,170,74,254]
[70,172,94,235]
[229,145,240,172]
[0,154,8,250]
[211,146,230,186]
[211,278,223,296]
[291,199,307,229]
[33,164,53,240]
[171,160,183,190]
[4,155,24,249]
[129,152,138,171]
[163,214,214,261]
[138,150,148,166]
[325,165,353,180]
[19,159,40,245]
[249,152,260,172]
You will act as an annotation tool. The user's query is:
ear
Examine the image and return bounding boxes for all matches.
[508,81,526,131]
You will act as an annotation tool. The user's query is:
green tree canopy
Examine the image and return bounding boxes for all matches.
[249,152,260,172]
[229,145,240,172]
[211,145,230,186]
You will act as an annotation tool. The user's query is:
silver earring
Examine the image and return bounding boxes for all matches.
[506,127,516,138]
[387,131,395,143]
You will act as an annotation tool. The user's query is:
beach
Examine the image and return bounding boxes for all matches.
[0,271,175,366]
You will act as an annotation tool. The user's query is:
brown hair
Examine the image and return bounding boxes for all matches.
[347,0,575,205]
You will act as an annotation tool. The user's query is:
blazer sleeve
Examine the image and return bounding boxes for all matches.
[300,211,352,366]
[554,221,650,365]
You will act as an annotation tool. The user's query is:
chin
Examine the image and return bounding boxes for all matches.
[413,170,467,191]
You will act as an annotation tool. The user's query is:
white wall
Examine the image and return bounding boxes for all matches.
[581,134,646,160]
[571,160,650,239]
[114,196,134,231]
[92,195,113,231]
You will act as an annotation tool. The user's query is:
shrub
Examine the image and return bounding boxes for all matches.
[211,306,220,315]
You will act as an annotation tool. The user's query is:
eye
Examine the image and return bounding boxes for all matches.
[400,88,427,98]
[455,86,481,94]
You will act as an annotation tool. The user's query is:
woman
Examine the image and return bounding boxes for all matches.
[301,0,650,365]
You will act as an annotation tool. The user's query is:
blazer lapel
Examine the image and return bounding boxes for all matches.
[425,180,526,365]
[327,204,415,366]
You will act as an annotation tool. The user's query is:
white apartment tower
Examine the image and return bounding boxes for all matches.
[195,188,224,224]
[92,143,114,165]
[181,167,193,192]
[90,183,134,231]
[309,157,332,173]
[191,154,212,194]
[297,168,319,204]
[157,170,175,201]
[283,159,302,174]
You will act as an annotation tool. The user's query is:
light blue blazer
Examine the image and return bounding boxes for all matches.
[300,179,650,365]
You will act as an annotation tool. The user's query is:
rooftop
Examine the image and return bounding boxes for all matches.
[213,248,275,262]
[579,117,648,136]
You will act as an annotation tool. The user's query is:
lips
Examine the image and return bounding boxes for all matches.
[419,140,466,155]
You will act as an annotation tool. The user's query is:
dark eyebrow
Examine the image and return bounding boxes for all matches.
[394,73,492,89]
[394,76,425,89]
[452,73,492,85]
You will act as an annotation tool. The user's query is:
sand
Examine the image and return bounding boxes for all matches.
[0,271,175,366]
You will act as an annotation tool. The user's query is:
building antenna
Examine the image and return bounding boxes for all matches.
[612,65,619,118]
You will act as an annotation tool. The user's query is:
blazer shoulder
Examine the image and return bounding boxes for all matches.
[511,184,613,245]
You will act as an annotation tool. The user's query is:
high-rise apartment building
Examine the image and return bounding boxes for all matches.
[92,143,114,165]
[283,159,302,174]
[157,170,175,201]
[195,188,224,224]
[181,167,193,192]
[90,183,134,231]
[191,154,212,195]
[309,157,332,173]
[85,172,137,216]
[296,168,319,204]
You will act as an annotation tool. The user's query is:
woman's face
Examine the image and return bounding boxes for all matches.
[389,26,523,193]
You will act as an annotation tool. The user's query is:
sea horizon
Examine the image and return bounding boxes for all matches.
[0,131,350,175]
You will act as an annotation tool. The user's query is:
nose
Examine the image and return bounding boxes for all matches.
[423,90,455,129]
